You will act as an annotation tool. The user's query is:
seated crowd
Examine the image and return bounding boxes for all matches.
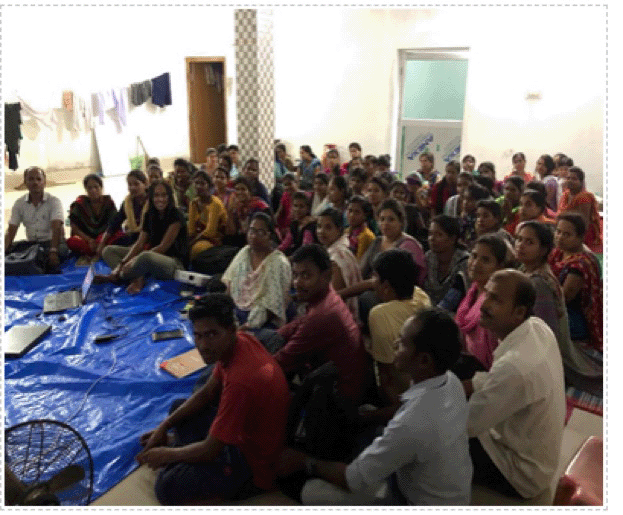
[5,145,603,505]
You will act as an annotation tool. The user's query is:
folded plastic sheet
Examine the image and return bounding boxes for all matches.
[4,260,203,502]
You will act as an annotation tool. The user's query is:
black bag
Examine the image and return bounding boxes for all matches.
[285,361,356,461]
[190,245,239,275]
[5,243,46,275]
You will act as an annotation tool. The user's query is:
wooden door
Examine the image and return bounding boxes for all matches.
[186,57,227,165]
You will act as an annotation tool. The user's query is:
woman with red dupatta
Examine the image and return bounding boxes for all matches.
[67,174,119,259]
[224,176,271,248]
[549,213,603,354]
[557,166,602,251]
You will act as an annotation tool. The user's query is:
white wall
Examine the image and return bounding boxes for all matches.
[4,7,605,194]
[273,7,605,194]
[4,6,238,173]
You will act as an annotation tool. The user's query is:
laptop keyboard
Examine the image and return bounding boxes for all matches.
[47,291,81,311]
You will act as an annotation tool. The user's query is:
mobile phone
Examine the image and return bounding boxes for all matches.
[152,329,184,342]
[94,334,118,344]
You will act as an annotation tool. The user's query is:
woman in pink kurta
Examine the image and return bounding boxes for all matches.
[454,234,508,370]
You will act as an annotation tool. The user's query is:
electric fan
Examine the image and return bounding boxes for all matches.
[4,419,94,506]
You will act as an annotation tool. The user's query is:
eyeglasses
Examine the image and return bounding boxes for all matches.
[247,227,268,236]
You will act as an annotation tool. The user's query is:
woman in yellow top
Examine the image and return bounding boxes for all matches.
[187,170,227,261]
[96,169,149,257]
[346,195,376,261]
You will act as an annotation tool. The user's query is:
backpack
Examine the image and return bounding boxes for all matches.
[285,361,356,461]
[190,245,239,275]
[5,243,46,275]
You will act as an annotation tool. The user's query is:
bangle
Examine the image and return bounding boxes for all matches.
[49,247,58,253]
[305,457,318,476]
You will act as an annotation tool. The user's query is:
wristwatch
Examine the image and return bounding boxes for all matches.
[305,457,318,476]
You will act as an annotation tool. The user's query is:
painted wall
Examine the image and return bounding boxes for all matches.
[4,6,238,174]
[273,7,605,194]
[4,7,605,194]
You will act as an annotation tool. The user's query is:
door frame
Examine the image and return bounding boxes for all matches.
[395,47,469,177]
[185,56,227,164]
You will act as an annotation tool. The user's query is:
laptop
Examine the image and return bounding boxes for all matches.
[43,265,95,314]
[4,324,52,358]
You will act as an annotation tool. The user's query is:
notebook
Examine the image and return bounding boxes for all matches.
[43,265,95,314]
[4,324,51,358]
[160,348,206,378]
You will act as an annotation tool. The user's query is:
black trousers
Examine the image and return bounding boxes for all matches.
[469,437,522,499]
[154,399,265,505]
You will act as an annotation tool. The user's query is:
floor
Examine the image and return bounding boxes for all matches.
[4,173,604,506]
[91,408,603,506]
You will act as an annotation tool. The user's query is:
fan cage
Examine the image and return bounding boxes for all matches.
[5,419,94,506]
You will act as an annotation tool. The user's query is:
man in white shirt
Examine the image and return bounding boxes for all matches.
[4,166,68,274]
[464,269,565,499]
[278,307,473,505]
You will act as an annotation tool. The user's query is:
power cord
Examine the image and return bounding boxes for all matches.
[57,293,193,425]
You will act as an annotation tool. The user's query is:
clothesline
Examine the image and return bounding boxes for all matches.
[4,72,172,170]
[6,72,172,134]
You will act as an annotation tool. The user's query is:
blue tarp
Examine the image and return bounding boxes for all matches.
[4,259,204,501]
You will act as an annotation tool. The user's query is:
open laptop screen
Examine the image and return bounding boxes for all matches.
[81,265,95,301]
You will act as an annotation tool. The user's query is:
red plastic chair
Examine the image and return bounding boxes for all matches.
[553,436,603,505]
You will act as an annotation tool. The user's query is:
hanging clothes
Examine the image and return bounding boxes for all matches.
[4,103,22,170]
[151,72,172,107]
[130,80,152,106]
[112,88,128,126]
[204,64,222,94]
[62,90,74,111]
[94,90,114,125]
[17,94,58,130]
[71,94,92,132]
[205,64,216,86]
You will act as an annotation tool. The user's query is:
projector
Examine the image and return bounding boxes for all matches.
[174,270,212,287]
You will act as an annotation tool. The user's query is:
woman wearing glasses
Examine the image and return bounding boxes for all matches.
[221,212,291,330]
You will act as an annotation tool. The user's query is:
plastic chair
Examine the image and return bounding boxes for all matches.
[553,436,602,505]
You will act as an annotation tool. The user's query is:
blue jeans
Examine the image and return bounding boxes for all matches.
[154,400,262,505]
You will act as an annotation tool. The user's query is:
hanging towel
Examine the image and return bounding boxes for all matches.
[204,64,222,93]
[62,90,74,111]
[205,64,216,86]
[72,95,92,132]
[17,94,58,130]
[151,72,172,107]
[130,80,152,106]
[5,103,22,170]
[95,90,114,125]
[112,88,127,127]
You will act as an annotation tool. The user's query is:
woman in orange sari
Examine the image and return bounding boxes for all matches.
[557,166,601,250]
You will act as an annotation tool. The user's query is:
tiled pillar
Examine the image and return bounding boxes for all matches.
[235,9,275,190]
